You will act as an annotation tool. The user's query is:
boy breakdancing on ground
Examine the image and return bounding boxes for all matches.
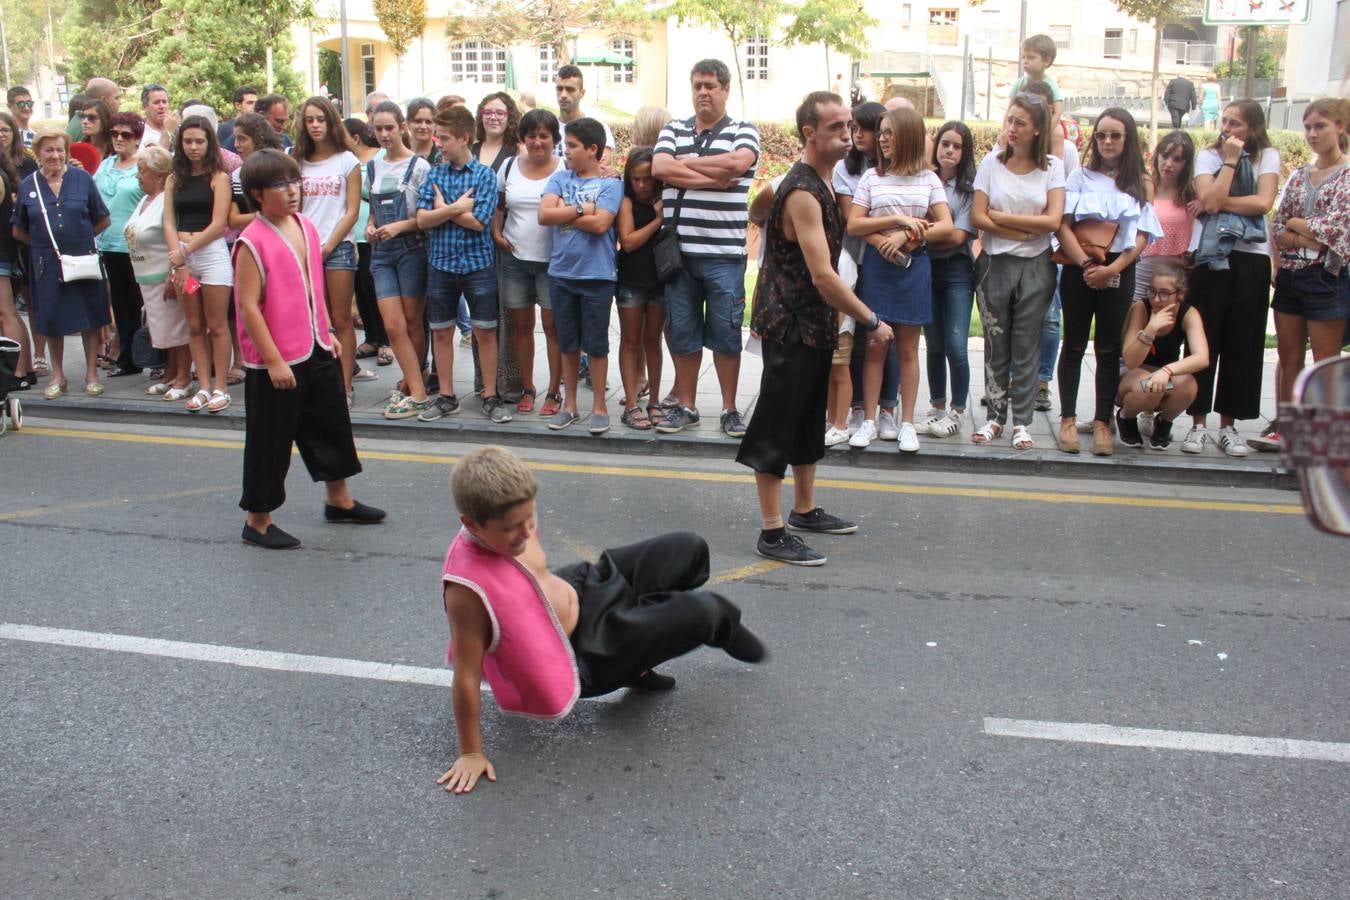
[436,446,767,793]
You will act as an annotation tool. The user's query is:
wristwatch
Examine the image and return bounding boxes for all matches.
[575,201,585,217]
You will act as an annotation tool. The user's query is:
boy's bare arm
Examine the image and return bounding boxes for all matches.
[436,584,497,794]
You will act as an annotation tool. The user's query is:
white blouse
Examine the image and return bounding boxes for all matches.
[1061,169,1163,254]
[124,192,171,284]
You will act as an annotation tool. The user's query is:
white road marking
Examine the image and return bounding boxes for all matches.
[984,717,1350,763]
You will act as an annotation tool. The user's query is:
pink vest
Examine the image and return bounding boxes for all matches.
[233,214,333,367]
[441,529,580,720]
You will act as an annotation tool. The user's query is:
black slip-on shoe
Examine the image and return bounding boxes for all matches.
[323,500,387,524]
[242,523,302,550]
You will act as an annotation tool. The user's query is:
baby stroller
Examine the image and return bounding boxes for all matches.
[0,336,23,435]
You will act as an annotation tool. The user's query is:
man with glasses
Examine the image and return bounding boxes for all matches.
[7,86,36,148]
[140,84,170,149]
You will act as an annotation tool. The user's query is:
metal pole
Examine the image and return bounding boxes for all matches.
[1017,0,1027,78]
[339,0,351,115]
[986,47,993,120]
[960,34,970,120]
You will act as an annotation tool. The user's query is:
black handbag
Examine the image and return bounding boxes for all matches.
[131,325,165,370]
[654,115,737,285]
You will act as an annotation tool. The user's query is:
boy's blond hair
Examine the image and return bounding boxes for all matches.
[450,446,539,524]
[1023,34,1057,67]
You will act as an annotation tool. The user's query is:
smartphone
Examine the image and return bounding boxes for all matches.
[1141,378,1175,392]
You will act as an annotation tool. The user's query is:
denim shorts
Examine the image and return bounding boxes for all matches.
[370,244,427,301]
[499,251,551,311]
[427,265,497,331]
[549,276,614,356]
[616,285,663,309]
[0,261,12,278]
[324,241,358,271]
[1272,264,1350,321]
[664,255,746,356]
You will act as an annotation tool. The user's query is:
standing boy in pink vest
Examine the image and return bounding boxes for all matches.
[233,149,386,549]
[437,445,767,793]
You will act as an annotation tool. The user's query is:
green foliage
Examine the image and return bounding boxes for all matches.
[2,0,62,85]
[782,0,876,60]
[661,0,786,100]
[318,48,341,96]
[373,0,426,58]
[447,0,653,63]
[59,0,161,85]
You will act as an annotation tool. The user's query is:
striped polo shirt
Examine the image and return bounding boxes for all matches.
[654,115,760,258]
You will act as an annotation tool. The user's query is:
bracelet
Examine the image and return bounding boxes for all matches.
[1137,330,1155,344]
[1162,365,1175,378]
[863,311,880,333]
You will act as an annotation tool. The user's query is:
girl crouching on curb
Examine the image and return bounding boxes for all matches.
[233,149,385,549]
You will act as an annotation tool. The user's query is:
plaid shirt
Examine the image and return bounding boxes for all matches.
[417,156,498,274]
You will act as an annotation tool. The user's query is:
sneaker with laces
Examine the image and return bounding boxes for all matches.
[1246,421,1281,452]
[417,394,460,421]
[897,421,920,453]
[848,419,877,447]
[384,396,430,420]
[721,409,747,438]
[919,407,945,433]
[1180,425,1208,454]
[1034,380,1052,411]
[1116,411,1143,448]
[927,409,963,437]
[877,409,899,440]
[1149,417,1174,450]
[1218,425,1250,457]
[756,531,827,566]
[824,426,850,447]
[655,406,700,433]
[483,395,513,423]
[845,406,865,435]
[787,507,858,534]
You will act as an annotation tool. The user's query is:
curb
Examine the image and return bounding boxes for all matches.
[19,394,1295,491]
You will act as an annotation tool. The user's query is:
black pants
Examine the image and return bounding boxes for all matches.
[558,532,743,697]
[354,242,388,347]
[1168,107,1186,129]
[1057,255,1135,422]
[1186,251,1270,420]
[104,251,144,371]
[737,335,831,478]
[240,346,362,513]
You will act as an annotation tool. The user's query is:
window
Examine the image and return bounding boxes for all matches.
[610,37,635,85]
[1049,25,1071,50]
[744,33,770,81]
[929,8,958,24]
[900,3,912,22]
[360,43,376,100]
[449,40,507,84]
[928,8,959,45]
[1127,28,1138,55]
[1103,28,1123,59]
[538,43,557,86]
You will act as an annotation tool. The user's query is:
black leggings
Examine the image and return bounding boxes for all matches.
[103,251,144,370]
[354,242,388,347]
[1057,256,1135,422]
[558,532,743,697]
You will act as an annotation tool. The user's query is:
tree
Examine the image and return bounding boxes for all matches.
[662,0,788,102]
[446,0,652,68]
[1,0,66,86]
[1214,27,1279,80]
[59,0,161,86]
[1111,0,1202,144]
[374,0,426,98]
[781,0,877,88]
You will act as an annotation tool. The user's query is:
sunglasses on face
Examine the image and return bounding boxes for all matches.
[110,130,137,140]
[15,100,33,109]
[1094,131,1125,142]
[1014,92,1046,107]
[81,113,100,121]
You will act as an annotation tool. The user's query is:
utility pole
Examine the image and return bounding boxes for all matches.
[1,6,11,87]
[960,34,970,120]
[339,0,351,114]
[1017,0,1027,78]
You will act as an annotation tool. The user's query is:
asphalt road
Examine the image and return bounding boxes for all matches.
[1,418,1346,898]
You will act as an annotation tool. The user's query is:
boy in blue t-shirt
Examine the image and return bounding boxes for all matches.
[539,117,623,434]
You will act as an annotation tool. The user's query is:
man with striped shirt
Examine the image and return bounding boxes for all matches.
[652,59,760,438]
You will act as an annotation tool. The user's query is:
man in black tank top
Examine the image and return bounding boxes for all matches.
[736,92,894,567]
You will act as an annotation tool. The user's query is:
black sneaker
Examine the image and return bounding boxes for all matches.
[1149,417,1174,450]
[721,409,747,438]
[1116,411,1143,448]
[418,394,460,421]
[756,531,826,566]
[483,395,513,423]
[787,507,858,534]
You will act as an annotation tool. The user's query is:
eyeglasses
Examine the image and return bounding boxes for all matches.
[1147,287,1180,300]
[265,178,302,191]
[80,113,100,121]
[110,130,137,140]
[1094,131,1125,142]
[15,101,33,109]
[480,109,508,119]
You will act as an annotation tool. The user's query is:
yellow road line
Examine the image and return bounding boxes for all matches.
[708,559,786,585]
[0,485,234,521]
[17,426,1302,516]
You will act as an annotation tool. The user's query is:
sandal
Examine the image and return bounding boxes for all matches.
[376,346,394,366]
[164,386,192,401]
[516,388,536,413]
[621,405,652,430]
[33,358,50,376]
[355,342,378,359]
[647,403,663,426]
[146,382,171,395]
[1011,425,1035,450]
[185,389,210,412]
[227,367,245,385]
[971,421,1003,444]
[207,389,231,413]
[84,382,105,396]
[539,392,562,417]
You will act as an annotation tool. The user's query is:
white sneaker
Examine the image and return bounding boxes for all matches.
[927,408,963,437]
[849,419,877,447]
[919,407,945,432]
[877,409,899,440]
[1180,426,1208,454]
[897,422,921,453]
[1218,425,1251,457]
[824,426,850,447]
[846,406,865,436]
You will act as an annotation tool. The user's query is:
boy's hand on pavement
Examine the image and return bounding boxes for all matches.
[437,752,496,794]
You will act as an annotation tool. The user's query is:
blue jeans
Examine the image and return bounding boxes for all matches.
[457,296,472,336]
[1038,266,1063,382]
[427,265,498,331]
[549,276,615,356]
[925,254,974,408]
[663,256,746,356]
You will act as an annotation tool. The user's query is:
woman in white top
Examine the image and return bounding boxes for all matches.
[970,92,1066,450]
[294,95,361,400]
[492,109,564,417]
[1055,108,1161,456]
[1183,98,1281,457]
[846,106,952,453]
[125,145,191,398]
[365,101,432,420]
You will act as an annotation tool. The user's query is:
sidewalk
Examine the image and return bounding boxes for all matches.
[15,314,1293,490]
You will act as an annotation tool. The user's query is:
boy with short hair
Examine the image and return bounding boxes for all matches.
[7,86,35,148]
[437,445,766,794]
[1012,34,1063,122]
[539,117,623,433]
[416,105,510,424]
